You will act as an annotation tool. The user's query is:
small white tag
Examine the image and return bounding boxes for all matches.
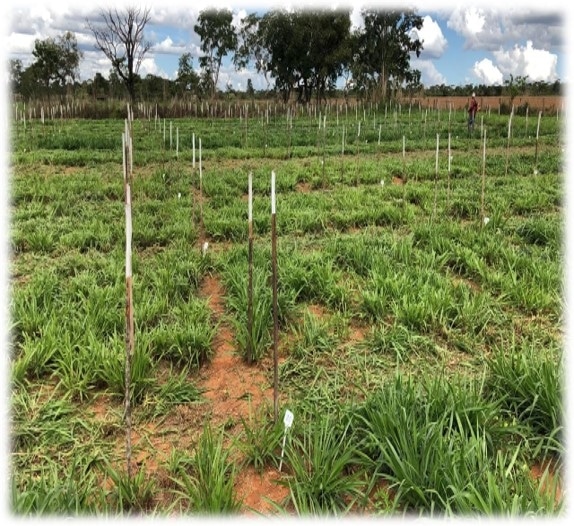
[283,409,294,429]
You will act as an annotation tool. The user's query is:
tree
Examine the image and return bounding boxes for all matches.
[30,32,82,98]
[9,59,23,95]
[176,52,199,98]
[234,13,272,89]
[87,6,151,105]
[251,10,296,102]
[246,78,255,98]
[107,69,125,99]
[504,74,529,103]
[235,9,351,104]
[354,9,423,101]
[300,10,351,104]
[87,72,110,100]
[404,69,423,101]
[139,73,171,101]
[194,8,238,99]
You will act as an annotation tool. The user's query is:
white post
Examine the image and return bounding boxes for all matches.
[435,133,439,175]
[248,171,253,224]
[536,111,542,140]
[448,133,451,173]
[271,170,276,215]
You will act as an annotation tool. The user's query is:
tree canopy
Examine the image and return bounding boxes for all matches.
[176,53,200,98]
[23,32,83,99]
[194,8,238,99]
[353,10,423,100]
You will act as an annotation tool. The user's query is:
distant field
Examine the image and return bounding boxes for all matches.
[407,95,563,112]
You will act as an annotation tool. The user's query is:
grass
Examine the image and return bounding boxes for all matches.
[9,106,564,517]
[171,425,240,514]
[236,404,283,473]
[280,412,369,515]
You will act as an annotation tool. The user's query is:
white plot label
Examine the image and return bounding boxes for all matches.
[283,409,294,429]
[279,409,294,472]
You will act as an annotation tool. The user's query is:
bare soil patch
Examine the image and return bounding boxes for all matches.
[197,273,290,513]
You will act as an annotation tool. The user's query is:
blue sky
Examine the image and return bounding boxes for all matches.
[4,1,568,91]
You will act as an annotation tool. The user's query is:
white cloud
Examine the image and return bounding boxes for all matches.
[472,58,503,85]
[149,6,200,29]
[465,7,486,34]
[7,31,39,58]
[493,40,558,82]
[446,6,563,52]
[411,15,447,59]
[447,6,486,37]
[153,36,187,56]
[411,58,446,86]
[139,57,168,78]
[447,6,500,50]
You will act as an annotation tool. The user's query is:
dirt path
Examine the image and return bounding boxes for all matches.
[198,273,289,514]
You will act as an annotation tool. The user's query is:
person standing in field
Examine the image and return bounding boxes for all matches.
[468,92,479,134]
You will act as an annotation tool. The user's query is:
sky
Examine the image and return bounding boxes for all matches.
[3,0,569,92]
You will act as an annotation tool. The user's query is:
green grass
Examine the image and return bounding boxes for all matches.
[9,108,563,517]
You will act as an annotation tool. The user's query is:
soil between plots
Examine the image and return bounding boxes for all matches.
[197,273,290,514]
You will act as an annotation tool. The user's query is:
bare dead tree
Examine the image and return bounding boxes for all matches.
[87,6,151,105]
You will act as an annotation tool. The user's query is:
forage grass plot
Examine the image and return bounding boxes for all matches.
[9,97,564,517]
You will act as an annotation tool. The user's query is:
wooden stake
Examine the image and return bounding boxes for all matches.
[247,172,254,365]
[481,128,487,224]
[433,133,439,220]
[402,135,406,181]
[535,111,542,170]
[271,171,279,423]
[402,134,407,202]
[322,117,327,187]
[505,110,513,176]
[341,126,345,176]
[199,138,203,237]
[447,133,451,208]
[124,179,134,481]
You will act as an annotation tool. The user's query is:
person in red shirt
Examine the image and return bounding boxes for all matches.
[468,92,479,133]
